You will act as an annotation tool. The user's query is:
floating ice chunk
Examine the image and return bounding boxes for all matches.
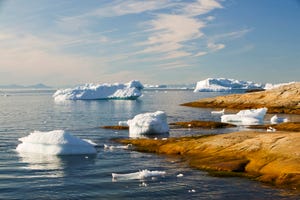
[104,144,132,150]
[127,111,169,138]
[118,121,128,126]
[177,173,184,177]
[221,108,267,125]
[112,169,166,181]
[211,109,225,115]
[270,115,288,124]
[83,139,98,146]
[16,130,97,155]
[194,78,264,92]
[53,80,143,101]
[267,127,277,132]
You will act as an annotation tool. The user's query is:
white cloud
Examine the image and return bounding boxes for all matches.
[207,42,225,51]
[182,0,223,16]
[75,0,174,18]
[194,51,208,57]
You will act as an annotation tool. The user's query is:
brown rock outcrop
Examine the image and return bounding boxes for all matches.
[116,131,300,189]
[182,82,300,114]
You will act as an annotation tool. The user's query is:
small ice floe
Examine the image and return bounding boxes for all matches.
[112,169,166,181]
[127,111,169,138]
[104,144,132,150]
[16,130,97,155]
[188,189,196,193]
[221,108,267,125]
[211,109,225,115]
[267,127,277,132]
[176,173,184,177]
[83,139,98,146]
[139,182,148,187]
[270,115,289,124]
[118,121,128,126]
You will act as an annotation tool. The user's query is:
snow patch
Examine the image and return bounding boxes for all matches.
[16,130,97,155]
[53,80,143,101]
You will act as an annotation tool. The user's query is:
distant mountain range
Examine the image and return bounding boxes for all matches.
[0,83,52,89]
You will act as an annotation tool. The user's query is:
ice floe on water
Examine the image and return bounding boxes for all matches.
[127,111,169,138]
[112,169,166,181]
[221,108,267,125]
[270,115,289,124]
[16,130,97,155]
[193,78,295,92]
[53,80,143,101]
[104,144,132,150]
[211,109,225,115]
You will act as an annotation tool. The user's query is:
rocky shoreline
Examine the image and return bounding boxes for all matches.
[182,82,300,114]
[115,131,300,190]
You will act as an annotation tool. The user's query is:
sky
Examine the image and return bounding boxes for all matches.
[0,0,299,87]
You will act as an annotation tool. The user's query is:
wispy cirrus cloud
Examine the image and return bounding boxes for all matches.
[136,0,223,62]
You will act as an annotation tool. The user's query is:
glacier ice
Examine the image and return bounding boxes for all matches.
[221,108,267,125]
[127,111,169,138]
[53,80,143,101]
[16,130,97,155]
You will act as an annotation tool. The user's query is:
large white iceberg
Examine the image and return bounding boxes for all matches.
[53,80,144,101]
[221,108,267,125]
[194,78,296,92]
[16,130,97,155]
[194,78,263,92]
[127,111,169,138]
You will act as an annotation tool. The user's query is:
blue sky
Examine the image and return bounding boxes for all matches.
[0,0,299,86]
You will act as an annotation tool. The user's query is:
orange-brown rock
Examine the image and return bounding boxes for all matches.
[182,82,300,114]
[101,126,129,130]
[169,120,236,129]
[249,122,300,132]
[115,131,300,189]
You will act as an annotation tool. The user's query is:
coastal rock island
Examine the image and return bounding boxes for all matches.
[183,82,300,114]
[116,131,300,189]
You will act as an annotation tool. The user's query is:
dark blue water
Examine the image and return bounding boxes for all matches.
[0,89,299,199]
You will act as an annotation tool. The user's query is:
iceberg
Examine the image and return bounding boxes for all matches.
[16,130,97,155]
[112,169,166,181]
[53,80,144,101]
[221,108,267,125]
[127,111,169,138]
[194,78,264,92]
[193,78,296,92]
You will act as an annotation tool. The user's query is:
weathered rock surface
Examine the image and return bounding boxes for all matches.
[182,82,300,114]
[169,120,236,129]
[116,131,300,189]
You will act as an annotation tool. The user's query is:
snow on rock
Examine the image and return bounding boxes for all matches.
[194,78,263,92]
[16,130,97,155]
[112,169,166,181]
[53,80,144,101]
[221,108,267,125]
[127,111,169,138]
[270,115,289,124]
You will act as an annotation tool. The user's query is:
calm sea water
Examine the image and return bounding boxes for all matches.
[0,89,299,200]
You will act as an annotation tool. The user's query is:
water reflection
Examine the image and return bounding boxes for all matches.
[18,152,96,178]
